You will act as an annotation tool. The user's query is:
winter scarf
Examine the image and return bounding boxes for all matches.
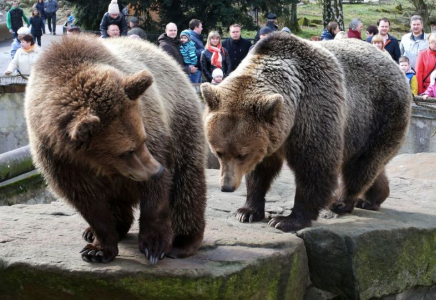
[208,44,222,69]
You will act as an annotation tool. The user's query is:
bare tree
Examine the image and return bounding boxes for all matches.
[408,0,436,31]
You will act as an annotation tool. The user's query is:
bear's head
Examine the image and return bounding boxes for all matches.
[62,67,164,181]
[201,80,288,192]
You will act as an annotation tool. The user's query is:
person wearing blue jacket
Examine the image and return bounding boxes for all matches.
[321,21,340,41]
[100,0,128,38]
[44,0,58,35]
[35,0,46,34]
[188,19,204,83]
[180,30,199,83]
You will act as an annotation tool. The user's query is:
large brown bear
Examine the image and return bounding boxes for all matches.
[201,33,411,232]
[25,35,206,264]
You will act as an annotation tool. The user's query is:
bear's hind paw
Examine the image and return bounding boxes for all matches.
[330,202,354,215]
[268,215,312,232]
[235,207,265,223]
[355,199,380,211]
[80,244,117,263]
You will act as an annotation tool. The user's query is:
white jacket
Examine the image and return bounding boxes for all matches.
[400,32,428,69]
[6,46,43,75]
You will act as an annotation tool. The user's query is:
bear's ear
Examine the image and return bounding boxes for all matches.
[123,70,154,100]
[201,83,220,110]
[255,94,284,122]
[67,114,100,143]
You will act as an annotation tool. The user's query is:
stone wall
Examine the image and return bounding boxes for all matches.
[0,84,28,154]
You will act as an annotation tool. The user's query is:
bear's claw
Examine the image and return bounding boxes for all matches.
[268,215,312,232]
[355,199,380,211]
[82,227,95,243]
[235,207,264,223]
[80,244,116,263]
[330,202,354,215]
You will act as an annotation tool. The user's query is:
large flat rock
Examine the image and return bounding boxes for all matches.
[1,154,436,300]
[0,170,308,300]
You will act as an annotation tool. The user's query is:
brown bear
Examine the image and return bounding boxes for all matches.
[201,33,411,232]
[25,35,206,264]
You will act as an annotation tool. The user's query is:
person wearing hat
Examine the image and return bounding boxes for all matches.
[44,0,58,35]
[179,30,199,83]
[254,12,278,44]
[211,68,223,85]
[10,27,31,59]
[6,1,30,40]
[127,17,147,40]
[100,0,128,38]
[250,26,273,51]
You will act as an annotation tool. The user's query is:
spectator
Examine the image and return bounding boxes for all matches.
[158,22,192,75]
[222,24,252,72]
[100,0,128,38]
[127,17,147,40]
[254,13,278,44]
[10,27,30,59]
[211,68,223,85]
[400,15,428,70]
[35,0,46,35]
[366,25,378,42]
[29,9,44,46]
[66,27,81,35]
[421,70,436,99]
[416,33,436,94]
[188,19,204,83]
[348,18,363,39]
[334,31,348,40]
[399,56,418,95]
[250,26,272,51]
[4,34,42,76]
[44,0,58,35]
[180,30,199,83]
[368,18,401,63]
[6,1,30,40]
[200,31,231,82]
[321,21,340,41]
[371,34,392,58]
[106,24,120,38]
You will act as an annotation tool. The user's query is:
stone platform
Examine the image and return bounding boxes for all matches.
[0,154,436,299]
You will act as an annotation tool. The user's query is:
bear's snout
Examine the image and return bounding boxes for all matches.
[151,165,165,180]
[221,185,235,193]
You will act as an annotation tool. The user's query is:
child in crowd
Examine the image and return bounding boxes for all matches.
[421,70,436,99]
[179,30,198,83]
[211,68,223,85]
[399,56,418,95]
[371,35,391,58]
[29,9,44,47]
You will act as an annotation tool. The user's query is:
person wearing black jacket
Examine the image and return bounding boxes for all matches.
[100,0,128,38]
[35,0,46,34]
[29,9,44,46]
[200,31,231,82]
[253,13,278,44]
[222,24,252,72]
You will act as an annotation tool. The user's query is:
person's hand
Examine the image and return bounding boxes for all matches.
[4,70,12,75]
[9,29,13,33]
[422,95,428,100]
[190,65,197,74]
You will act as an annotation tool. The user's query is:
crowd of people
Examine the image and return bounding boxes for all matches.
[4,0,436,98]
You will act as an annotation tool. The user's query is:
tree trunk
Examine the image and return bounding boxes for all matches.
[323,0,344,30]
[284,0,300,33]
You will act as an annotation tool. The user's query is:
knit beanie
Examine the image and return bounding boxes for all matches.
[180,30,191,39]
[212,68,223,78]
[17,27,31,35]
[108,0,120,14]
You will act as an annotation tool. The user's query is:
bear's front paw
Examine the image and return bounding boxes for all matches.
[235,207,265,223]
[82,227,95,243]
[80,244,118,263]
[268,214,312,232]
[330,202,354,215]
[138,232,172,265]
[355,199,380,211]
[167,232,203,259]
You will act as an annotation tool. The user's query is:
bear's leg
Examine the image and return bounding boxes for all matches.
[138,184,174,265]
[79,203,120,263]
[330,155,387,215]
[236,153,284,223]
[168,165,206,259]
[355,169,390,211]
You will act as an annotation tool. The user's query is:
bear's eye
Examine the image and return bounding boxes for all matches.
[216,151,223,158]
[237,154,248,161]
[120,150,135,158]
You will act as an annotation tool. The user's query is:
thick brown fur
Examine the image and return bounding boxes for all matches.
[201,32,411,232]
[25,34,207,264]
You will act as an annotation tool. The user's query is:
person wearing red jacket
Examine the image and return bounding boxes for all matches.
[416,33,436,94]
